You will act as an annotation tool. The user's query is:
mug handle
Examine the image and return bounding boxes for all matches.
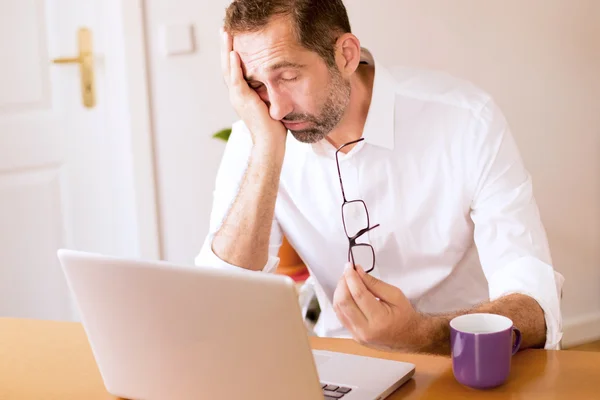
[512,327,522,355]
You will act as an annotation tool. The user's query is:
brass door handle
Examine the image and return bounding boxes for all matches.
[51,27,96,108]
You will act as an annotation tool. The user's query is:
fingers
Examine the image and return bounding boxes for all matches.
[229,51,244,90]
[220,28,233,86]
[229,50,254,104]
[356,264,401,303]
[343,263,380,317]
[333,273,368,329]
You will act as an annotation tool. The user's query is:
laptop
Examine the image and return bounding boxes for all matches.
[57,249,415,400]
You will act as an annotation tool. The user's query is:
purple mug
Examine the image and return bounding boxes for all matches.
[450,313,522,389]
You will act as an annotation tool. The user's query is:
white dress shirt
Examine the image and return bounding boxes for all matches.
[195,49,564,350]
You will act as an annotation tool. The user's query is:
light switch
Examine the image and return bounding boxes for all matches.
[159,23,195,56]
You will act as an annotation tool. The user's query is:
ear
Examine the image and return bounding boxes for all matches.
[335,33,361,77]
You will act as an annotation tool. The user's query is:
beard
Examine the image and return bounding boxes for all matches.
[286,68,351,144]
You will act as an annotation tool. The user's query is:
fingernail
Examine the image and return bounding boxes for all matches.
[344,262,353,271]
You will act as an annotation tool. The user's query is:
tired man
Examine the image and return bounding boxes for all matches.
[195,0,564,355]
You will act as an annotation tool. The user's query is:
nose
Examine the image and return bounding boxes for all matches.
[267,89,293,121]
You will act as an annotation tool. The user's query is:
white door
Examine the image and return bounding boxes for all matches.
[0,0,143,321]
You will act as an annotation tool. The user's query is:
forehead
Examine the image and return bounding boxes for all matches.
[232,18,312,77]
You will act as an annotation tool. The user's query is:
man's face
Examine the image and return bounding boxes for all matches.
[233,17,351,144]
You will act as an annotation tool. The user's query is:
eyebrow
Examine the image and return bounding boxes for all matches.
[245,61,306,82]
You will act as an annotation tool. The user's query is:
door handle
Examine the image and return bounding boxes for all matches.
[51,27,96,108]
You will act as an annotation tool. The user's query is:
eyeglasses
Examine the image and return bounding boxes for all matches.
[335,138,380,273]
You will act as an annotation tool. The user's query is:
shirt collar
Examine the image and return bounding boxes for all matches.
[359,48,396,150]
[310,48,396,156]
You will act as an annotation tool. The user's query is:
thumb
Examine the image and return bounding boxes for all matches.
[354,264,400,303]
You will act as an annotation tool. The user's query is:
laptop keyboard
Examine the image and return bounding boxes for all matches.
[321,383,352,399]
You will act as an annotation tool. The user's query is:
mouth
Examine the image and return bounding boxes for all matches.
[282,121,310,130]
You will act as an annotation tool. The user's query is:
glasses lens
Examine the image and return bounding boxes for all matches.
[342,201,368,237]
[350,245,374,272]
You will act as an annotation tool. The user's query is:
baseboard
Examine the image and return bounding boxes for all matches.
[562,312,600,348]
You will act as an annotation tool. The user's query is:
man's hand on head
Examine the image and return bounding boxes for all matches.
[220,28,287,154]
[332,263,429,353]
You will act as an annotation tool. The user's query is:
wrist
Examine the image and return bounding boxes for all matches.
[413,314,451,355]
[253,140,286,163]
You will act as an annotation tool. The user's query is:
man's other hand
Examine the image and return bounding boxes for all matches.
[333,263,427,352]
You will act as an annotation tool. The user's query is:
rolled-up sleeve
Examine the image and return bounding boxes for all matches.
[194,120,282,273]
[469,100,565,350]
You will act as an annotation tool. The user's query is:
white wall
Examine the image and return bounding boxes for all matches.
[144,0,235,264]
[144,0,600,346]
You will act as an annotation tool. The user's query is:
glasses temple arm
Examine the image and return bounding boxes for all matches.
[335,151,347,202]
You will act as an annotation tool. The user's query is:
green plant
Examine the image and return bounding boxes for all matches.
[212,127,232,142]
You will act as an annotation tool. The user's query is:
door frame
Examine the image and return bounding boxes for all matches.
[104,0,161,260]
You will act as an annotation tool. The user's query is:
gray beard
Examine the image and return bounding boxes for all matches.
[288,71,351,144]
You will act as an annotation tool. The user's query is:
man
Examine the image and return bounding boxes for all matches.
[195,0,564,355]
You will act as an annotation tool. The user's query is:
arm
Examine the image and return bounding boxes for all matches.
[417,294,545,355]
[194,121,284,272]
[422,100,562,354]
[466,100,564,350]
[420,100,563,354]
[212,143,284,270]
[197,30,287,271]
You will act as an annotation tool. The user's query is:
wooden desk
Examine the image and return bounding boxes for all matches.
[1,318,599,399]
